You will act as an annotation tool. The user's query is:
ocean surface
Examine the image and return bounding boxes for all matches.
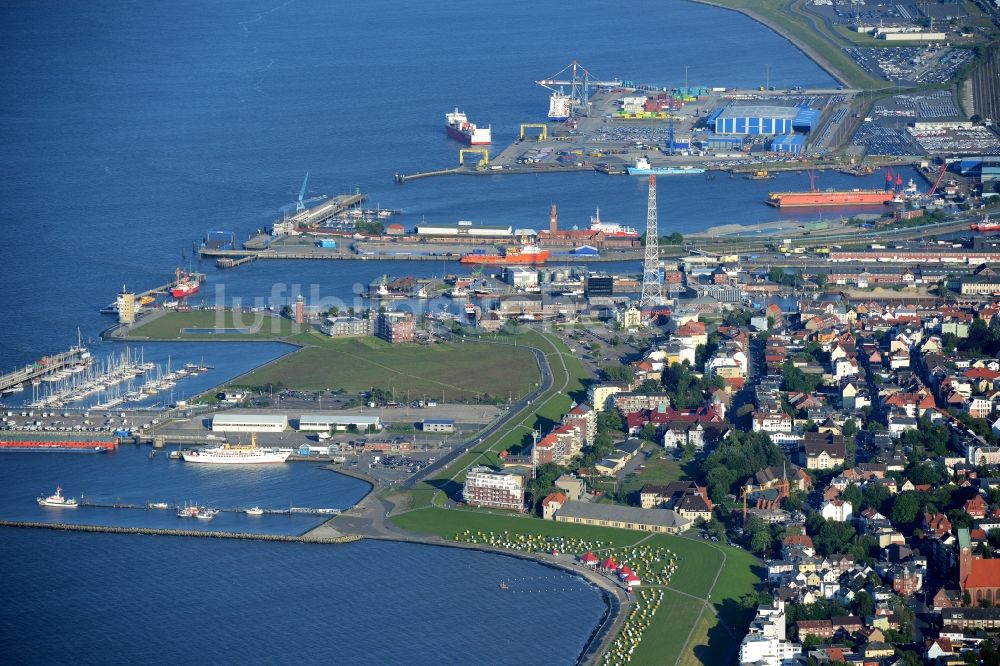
[1,0,844,661]
[0,445,370,533]
[0,530,609,666]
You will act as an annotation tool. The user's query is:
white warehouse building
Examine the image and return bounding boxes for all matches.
[297,414,383,432]
[211,413,288,433]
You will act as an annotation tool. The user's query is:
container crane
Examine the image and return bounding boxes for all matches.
[536,60,621,118]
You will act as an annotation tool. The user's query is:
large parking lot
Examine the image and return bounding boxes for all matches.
[850,123,919,156]
[908,125,1000,155]
[846,46,975,85]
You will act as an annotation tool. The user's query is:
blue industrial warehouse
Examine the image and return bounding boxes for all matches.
[709,105,819,135]
[770,134,806,154]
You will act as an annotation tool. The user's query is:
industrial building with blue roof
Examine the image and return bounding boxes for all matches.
[711,104,819,135]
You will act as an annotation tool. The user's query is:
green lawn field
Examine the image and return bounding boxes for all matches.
[126,310,303,340]
[233,333,541,401]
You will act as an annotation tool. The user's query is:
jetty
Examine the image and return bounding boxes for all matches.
[0,521,361,544]
[0,344,91,394]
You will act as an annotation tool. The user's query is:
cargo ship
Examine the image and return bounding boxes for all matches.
[627,156,705,176]
[0,431,118,453]
[171,268,201,299]
[446,108,491,145]
[460,244,551,265]
[589,209,639,238]
[548,92,572,121]
[766,189,895,208]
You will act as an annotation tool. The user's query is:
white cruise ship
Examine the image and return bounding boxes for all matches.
[181,434,290,465]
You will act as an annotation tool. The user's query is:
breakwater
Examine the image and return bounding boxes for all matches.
[0,520,362,544]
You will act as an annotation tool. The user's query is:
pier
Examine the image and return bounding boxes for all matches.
[99,271,206,314]
[0,345,91,394]
[0,520,361,544]
[216,255,255,269]
[75,499,341,516]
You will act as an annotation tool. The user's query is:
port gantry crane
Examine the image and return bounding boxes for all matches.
[536,60,621,118]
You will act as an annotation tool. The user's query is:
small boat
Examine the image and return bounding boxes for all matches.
[499,581,509,590]
[245,507,264,516]
[195,508,219,520]
[37,486,78,508]
[147,502,170,509]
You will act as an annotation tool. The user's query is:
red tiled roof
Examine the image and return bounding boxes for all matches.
[964,558,1000,589]
[542,492,566,507]
[965,368,1000,381]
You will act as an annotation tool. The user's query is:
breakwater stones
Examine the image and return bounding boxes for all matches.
[0,520,362,544]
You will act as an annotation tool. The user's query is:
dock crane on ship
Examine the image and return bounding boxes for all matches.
[536,60,621,118]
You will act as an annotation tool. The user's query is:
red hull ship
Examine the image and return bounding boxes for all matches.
[767,190,894,207]
[971,218,1000,233]
[460,244,550,265]
[171,268,201,299]
[0,432,118,453]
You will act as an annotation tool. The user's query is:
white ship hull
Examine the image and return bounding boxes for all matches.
[181,450,290,464]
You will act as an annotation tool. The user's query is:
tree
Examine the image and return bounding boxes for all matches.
[890,491,921,529]
[781,361,821,393]
[842,419,857,437]
[597,409,623,433]
[750,526,771,555]
[601,365,634,384]
[840,483,862,508]
[853,590,875,618]
[640,422,658,442]
[815,272,828,289]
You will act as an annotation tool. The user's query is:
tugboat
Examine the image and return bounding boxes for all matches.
[37,486,78,508]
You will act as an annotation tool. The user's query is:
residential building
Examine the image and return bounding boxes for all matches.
[375,311,414,343]
[322,316,369,337]
[462,466,525,512]
[820,499,853,522]
[588,384,624,412]
[541,492,566,520]
[799,432,847,470]
[555,474,585,501]
[564,404,596,447]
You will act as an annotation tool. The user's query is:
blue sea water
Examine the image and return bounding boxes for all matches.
[0,530,608,666]
[1,0,845,661]
[0,445,370,533]
[0,0,841,366]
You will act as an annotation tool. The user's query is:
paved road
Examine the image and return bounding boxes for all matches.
[401,334,556,493]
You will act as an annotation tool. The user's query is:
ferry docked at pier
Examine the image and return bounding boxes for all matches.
[37,485,78,507]
[626,156,705,176]
[445,108,491,145]
[181,433,291,464]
